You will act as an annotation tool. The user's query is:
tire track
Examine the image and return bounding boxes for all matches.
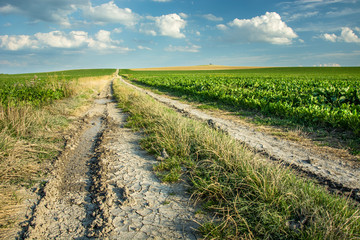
[21,79,201,239]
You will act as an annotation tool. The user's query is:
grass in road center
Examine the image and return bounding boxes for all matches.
[113,79,360,239]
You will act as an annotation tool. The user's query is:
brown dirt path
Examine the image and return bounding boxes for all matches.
[21,79,201,239]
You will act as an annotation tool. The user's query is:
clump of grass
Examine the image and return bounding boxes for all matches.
[113,79,360,239]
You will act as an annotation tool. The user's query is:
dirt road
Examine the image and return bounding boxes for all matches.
[22,80,200,239]
[120,77,360,201]
[18,74,359,239]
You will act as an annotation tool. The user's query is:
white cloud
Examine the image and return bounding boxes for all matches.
[217,24,228,30]
[219,12,298,45]
[0,4,20,14]
[138,45,152,50]
[202,14,223,21]
[84,1,139,27]
[0,35,37,50]
[165,44,201,52]
[152,0,172,2]
[113,28,122,33]
[323,33,338,42]
[322,27,360,43]
[326,8,360,17]
[0,0,87,26]
[315,63,341,67]
[179,13,189,19]
[0,1,140,27]
[154,13,186,38]
[0,30,131,52]
[285,11,319,21]
[35,31,90,48]
[280,0,357,10]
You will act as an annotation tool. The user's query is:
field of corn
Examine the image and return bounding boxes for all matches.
[123,67,360,135]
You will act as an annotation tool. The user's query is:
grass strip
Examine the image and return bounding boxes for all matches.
[113,79,360,239]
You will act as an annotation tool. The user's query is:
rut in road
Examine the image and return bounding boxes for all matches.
[23,80,201,239]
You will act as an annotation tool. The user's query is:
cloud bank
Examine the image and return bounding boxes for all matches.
[0,30,130,52]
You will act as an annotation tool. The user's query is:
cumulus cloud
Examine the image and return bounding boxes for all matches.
[165,44,201,52]
[84,1,139,27]
[0,30,131,52]
[202,14,223,21]
[0,0,87,26]
[217,12,298,45]
[142,13,186,38]
[35,31,90,48]
[0,35,37,50]
[322,27,360,43]
[154,13,186,38]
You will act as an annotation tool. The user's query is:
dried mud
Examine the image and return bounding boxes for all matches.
[120,77,360,202]
[20,80,201,239]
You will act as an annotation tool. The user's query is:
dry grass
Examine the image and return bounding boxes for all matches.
[0,74,112,238]
[131,65,268,71]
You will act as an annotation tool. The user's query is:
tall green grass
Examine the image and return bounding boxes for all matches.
[113,79,360,239]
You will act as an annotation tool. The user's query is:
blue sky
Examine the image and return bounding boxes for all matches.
[0,0,359,73]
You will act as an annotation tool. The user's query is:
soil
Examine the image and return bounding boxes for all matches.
[19,79,201,239]
[14,72,359,239]
[120,77,360,201]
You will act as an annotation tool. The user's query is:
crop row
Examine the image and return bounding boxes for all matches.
[124,68,360,135]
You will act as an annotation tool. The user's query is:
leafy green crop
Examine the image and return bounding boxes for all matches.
[0,69,115,106]
[121,67,360,135]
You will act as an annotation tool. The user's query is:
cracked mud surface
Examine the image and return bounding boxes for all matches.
[121,77,360,201]
[22,80,201,239]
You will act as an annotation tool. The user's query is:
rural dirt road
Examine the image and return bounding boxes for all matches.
[18,73,359,239]
[120,77,360,201]
[21,79,201,239]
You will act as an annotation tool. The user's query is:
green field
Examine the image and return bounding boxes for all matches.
[0,69,115,106]
[121,67,360,136]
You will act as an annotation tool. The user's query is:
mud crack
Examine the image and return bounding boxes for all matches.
[22,82,113,239]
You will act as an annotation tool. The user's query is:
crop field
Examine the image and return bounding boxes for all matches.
[0,69,115,106]
[1,67,360,239]
[122,67,360,136]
